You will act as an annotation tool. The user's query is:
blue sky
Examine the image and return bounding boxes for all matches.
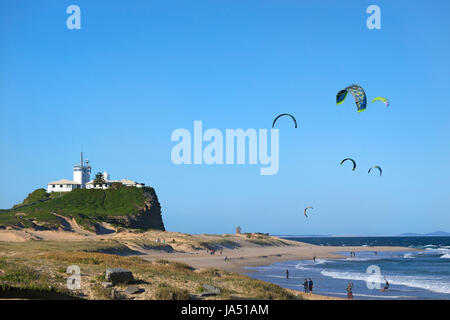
[1,0,449,235]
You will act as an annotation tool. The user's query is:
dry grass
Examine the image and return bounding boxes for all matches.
[0,244,300,300]
[154,282,191,300]
[0,236,302,300]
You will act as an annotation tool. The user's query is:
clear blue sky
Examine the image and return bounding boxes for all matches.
[1,0,449,235]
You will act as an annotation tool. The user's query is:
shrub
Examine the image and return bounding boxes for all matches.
[155,285,190,300]
[110,182,123,190]
[22,189,49,205]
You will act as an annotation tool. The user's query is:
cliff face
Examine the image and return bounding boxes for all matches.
[106,188,165,231]
[0,186,165,232]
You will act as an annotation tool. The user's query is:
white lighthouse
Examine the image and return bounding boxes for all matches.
[72,152,91,188]
[47,153,144,193]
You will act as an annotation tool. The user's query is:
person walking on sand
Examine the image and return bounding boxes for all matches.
[308,278,314,294]
[303,278,309,293]
[346,282,353,300]
[224,256,228,262]
[313,256,316,262]
[285,269,289,280]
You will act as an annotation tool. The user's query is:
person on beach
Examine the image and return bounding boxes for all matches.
[286,269,289,280]
[313,256,316,262]
[308,278,314,293]
[303,279,309,293]
[383,279,389,291]
[346,282,353,300]
[224,256,228,262]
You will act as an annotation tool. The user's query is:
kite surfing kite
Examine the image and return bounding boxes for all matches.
[368,165,382,177]
[372,97,389,107]
[336,84,367,112]
[304,206,314,218]
[340,158,357,171]
[272,113,298,128]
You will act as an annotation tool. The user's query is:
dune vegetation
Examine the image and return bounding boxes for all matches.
[0,240,300,300]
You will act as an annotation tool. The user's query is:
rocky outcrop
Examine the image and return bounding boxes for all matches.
[1,186,165,233]
[105,268,135,285]
[106,187,165,231]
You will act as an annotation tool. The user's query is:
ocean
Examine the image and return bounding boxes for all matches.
[245,236,450,300]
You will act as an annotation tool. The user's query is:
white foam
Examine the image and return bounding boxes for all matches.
[315,291,414,299]
[294,262,311,270]
[321,270,376,283]
[440,253,450,259]
[403,253,415,259]
[344,257,372,261]
[416,247,449,256]
[294,259,328,270]
[352,293,418,299]
[314,259,328,265]
[320,270,450,294]
[267,274,303,280]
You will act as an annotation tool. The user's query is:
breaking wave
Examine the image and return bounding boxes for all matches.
[320,270,450,294]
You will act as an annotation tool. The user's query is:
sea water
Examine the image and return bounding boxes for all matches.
[245,237,450,300]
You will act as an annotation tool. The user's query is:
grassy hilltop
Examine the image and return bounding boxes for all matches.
[0,186,165,232]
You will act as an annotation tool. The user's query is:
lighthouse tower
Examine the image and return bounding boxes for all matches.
[73,152,91,188]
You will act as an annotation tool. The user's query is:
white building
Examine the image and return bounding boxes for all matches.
[47,153,144,193]
[85,171,144,190]
[47,179,81,193]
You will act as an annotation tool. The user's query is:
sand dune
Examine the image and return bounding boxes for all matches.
[0,228,418,300]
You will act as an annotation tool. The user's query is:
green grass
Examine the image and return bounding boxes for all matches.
[0,187,153,229]
[155,283,191,300]
[0,258,64,294]
[21,189,49,205]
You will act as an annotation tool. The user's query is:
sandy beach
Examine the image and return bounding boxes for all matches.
[138,238,417,273]
[0,228,418,275]
[0,228,419,300]
[0,228,417,273]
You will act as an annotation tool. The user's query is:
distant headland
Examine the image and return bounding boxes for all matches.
[0,154,165,233]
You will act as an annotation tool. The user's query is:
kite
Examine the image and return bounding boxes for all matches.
[304,206,314,218]
[340,158,357,171]
[272,113,298,128]
[372,97,389,107]
[368,165,382,177]
[336,84,367,112]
